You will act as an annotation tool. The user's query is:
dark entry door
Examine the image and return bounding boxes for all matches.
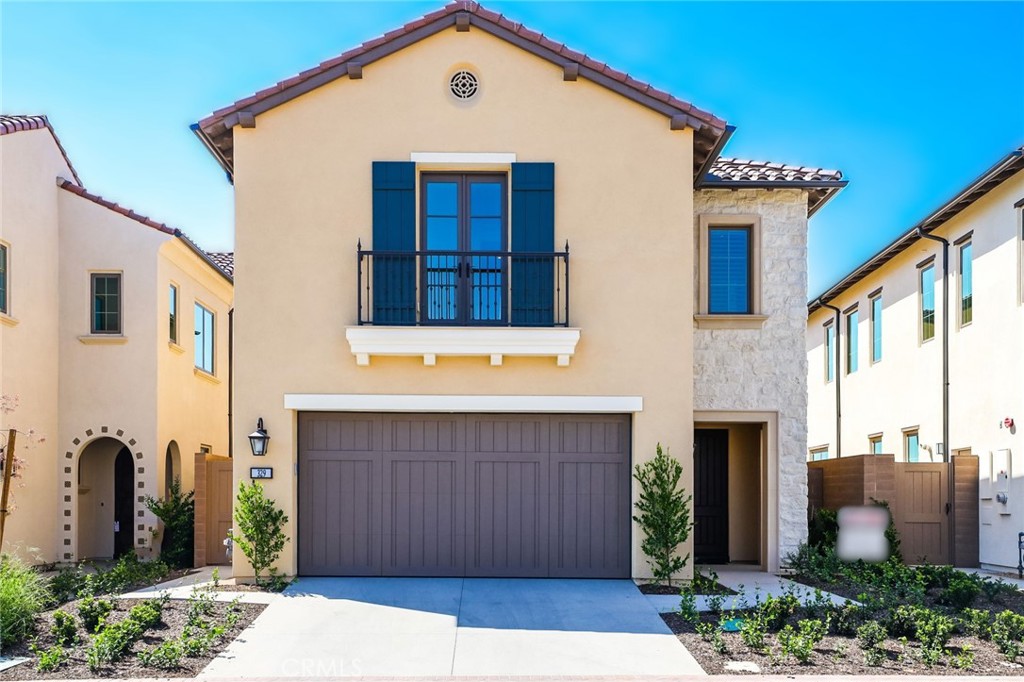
[114,447,134,557]
[422,174,507,324]
[694,429,729,563]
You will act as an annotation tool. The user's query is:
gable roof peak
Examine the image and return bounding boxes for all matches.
[193,1,727,181]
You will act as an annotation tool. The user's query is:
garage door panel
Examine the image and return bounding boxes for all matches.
[299,413,629,578]
[382,453,464,576]
[467,456,548,577]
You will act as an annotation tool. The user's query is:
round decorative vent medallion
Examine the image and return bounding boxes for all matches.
[449,70,479,100]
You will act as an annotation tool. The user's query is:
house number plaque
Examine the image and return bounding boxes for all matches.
[250,467,273,480]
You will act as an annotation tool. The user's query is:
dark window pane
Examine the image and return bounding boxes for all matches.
[0,245,7,314]
[91,274,120,333]
[708,227,750,314]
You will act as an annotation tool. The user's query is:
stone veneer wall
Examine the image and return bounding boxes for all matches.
[693,188,810,562]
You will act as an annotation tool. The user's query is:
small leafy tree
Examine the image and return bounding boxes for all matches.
[231,481,288,587]
[145,479,194,569]
[632,443,692,585]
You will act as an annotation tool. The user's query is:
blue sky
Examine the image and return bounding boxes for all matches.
[3,1,1022,294]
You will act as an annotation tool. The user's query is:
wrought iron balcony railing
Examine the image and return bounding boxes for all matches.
[357,243,569,327]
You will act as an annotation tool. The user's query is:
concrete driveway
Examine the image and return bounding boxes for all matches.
[200,578,704,678]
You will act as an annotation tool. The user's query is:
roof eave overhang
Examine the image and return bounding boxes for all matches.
[808,148,1024,314]
[193,8,727,181]
[698,179,848,218]
[174,230,235,284]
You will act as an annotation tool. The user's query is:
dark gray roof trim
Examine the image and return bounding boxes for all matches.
[699,155,848,217]
[174,231,234,284]
[809,146,1024,313]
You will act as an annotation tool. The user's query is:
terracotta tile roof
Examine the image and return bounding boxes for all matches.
[700,157,848,218]
[55,179,234,283]
[707,158,844,184]
[205,251,234,277]
[1,115,83,186]
[809,146,1024,313]
[193,1,728,180]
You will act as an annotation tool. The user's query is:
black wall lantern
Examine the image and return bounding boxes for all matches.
[248,418,270,456]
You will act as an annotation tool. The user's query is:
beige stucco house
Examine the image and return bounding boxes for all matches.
[0,115,233,564]
[193,1,845,580]
[807,146,1024,572]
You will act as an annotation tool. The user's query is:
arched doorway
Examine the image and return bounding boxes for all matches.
[77,437,135,560]
[164,441,181,497]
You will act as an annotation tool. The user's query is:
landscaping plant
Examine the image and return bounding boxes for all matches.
[632,443,692,585]
[960,608,992,639]
[146,478,195,569]
[32,643,68,672]
[778,617,828,664]
[50,609,78,646]
[0,553,52,648]
[739,613,769,653]
[232,480,289,587]
[678,588,699,626]
[78,595,114,633]
[138,639,184,670]
[992,609,1024,662]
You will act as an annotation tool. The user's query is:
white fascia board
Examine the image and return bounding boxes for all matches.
[284,394,643,413]
[345,326,580,360]
[410,152,517,164]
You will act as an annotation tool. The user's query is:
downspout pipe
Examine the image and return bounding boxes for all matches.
[816,298,843,459]
[916,227,950,463]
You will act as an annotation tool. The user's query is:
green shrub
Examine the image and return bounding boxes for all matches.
[863,646,886,667]
[831,604,866,637]
[50,609,78,646]
[778,618,827,664]
[739,614,768,653]
[950,644,975,670]
[992,610,1024,662]
[86,618,144,671]
[32,643,68,672]
[78,596,113,633]
[808,508,838,551]
[0,554,53,648]
[783,542,844,582]
[232,481,289,587]
[960,608,991,639]
[856,621,887,650]
[915,610,955,666]
[145,479,195,569]
[48,565,87,604]
[678,589,699,626]
[758,593,800,631]
[92,553,169,595]
[938,573,981,609]
[138,639,184,670]
[127,598,164,629]
[631,444,692,585]
[886,604,921,638]
[186,587,215,626]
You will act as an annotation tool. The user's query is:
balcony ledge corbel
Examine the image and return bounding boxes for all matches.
[345,326,581,367]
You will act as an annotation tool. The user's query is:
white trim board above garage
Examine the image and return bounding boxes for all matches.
[283,394,643,413]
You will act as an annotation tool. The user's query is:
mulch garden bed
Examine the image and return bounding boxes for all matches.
[793,574,1024,614]
[0,597,266,680]
[637,574,737,596]
[664,610,1024,676]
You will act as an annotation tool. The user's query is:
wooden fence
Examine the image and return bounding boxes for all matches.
[808,453,978,567]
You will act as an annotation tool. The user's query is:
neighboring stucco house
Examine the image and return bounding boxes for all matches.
[0,115,233,564]
[807,146,1024,572]
[193,2,845,580]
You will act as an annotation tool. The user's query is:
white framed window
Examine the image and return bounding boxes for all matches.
[845,305,859,374]
[169,284,179,344]
[919,260,936,343]
[91,272,122,334]
[194,302,215,374]
[869,434,883,455]
[904,429,920,463]
[958,237,973,327]
[869,291,882,364]
[809,446,830,461]
[824,322,835,383]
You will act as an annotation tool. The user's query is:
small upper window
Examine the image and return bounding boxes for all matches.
[0,244,8,315]
[809,446,830,462]
[869,435,883,455]
[169,284,179,344]
[920,263,935,342]
[194,303,215,374]
[825,322,835,383]
[870,294,883,363]
[91,273,122,334]
[905,430,920,463]
[845,308,859,374]
[959,240,973,326]
[708,227,752,314]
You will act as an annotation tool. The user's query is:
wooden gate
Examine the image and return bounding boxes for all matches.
[194,453,233,567]
[893,462,949,564]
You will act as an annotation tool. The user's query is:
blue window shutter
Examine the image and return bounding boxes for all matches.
[708,228,751,314]
[511,163,555,326]
[372,161,416,324]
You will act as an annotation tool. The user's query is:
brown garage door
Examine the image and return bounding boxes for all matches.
[297,413,631,578]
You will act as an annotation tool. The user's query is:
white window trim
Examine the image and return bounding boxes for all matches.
[284,393,642,413]
[824,321,835,384]
[868,290,882,365]
[844,304,859,375]
[169,282,180,344]
[917,258,937,345]
[194,301,216,375]
[957,236,973,328]
[410,152,516,165]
